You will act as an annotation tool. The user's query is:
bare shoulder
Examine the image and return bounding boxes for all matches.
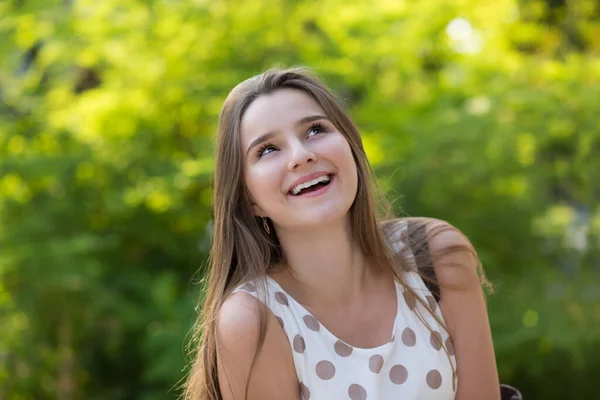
[217,291,264,345]
[217,291,300,400]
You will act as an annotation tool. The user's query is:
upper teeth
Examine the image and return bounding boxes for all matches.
[290,175,331,195]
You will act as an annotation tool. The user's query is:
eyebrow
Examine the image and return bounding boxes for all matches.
[245,115,329,157]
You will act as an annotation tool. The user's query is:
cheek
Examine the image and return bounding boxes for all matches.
[335,141,359,191]
[329,136,356,172]
[245,165,283,201]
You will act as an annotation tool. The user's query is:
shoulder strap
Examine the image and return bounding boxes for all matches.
[407,223,522,399]
[406,220,441,302]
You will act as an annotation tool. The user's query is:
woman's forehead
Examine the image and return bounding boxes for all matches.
[240,89,325,143]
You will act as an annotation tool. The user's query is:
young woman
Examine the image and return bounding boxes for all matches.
[183,68,500,400]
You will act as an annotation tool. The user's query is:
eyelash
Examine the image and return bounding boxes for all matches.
[255,122,328,159]
[255,141,276,159]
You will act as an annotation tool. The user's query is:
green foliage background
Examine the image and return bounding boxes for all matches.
[1,0,599,398]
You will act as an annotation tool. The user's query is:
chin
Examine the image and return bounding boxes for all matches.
[295,208,351,228]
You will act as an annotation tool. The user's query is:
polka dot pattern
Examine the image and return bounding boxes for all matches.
[426,295,437,311]
[240,283,256,292]
[403,290,416,310]
[293,335,306,353]
[430,331,443,351]
[275,316,284,329]
[303,315,320,331]
[426,369,442,389]
[445,337,455,356]
[389,364,408,385]
[348,383,367,400]
[334,340,353,357]
[316,360,336,380]
[369,354,384,373]
[275,291,289,306]
[300,382,310,399]
[401,327,416,347]
[235,268,456,399]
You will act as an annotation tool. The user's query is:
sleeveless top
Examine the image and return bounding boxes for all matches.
[232,227,457,399]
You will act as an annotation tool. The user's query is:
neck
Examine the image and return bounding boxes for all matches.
[271,216,375,306]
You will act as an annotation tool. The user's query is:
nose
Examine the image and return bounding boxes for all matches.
[287,138,317,170]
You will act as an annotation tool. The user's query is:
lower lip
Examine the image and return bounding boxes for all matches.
[288,175,335,198]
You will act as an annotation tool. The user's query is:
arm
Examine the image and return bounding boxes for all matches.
[216,291,300,400]
[425,219,500,400]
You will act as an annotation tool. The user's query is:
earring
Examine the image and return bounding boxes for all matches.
[262,216,270,234]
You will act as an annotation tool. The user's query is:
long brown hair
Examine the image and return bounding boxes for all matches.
[182,67,492,400]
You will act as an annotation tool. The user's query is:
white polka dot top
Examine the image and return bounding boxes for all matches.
[232,247,457,399]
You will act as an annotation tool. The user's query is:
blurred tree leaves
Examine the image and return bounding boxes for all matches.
[0,0,599,398]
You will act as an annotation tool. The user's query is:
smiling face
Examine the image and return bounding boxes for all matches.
[240,88,358,231]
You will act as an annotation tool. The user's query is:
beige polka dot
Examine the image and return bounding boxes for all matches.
[275,316,284,329]
[275,291,289,306]
[389,364,408,385]
[303,315,320,331]
[315,360,336,380]
[430,331,442,351]
[401,327,416,347]
[240,283,256,292]
[426,369,442,389]
[403,290,416,310]
[293,335,306,353]
[369,354,384,373]
[300,382,310,399]
[445,337,455,356]
[426,295,437,311]
[334,340,353,357]
[348,384,367,400]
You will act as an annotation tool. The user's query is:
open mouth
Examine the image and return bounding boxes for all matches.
[288,174,334,197]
